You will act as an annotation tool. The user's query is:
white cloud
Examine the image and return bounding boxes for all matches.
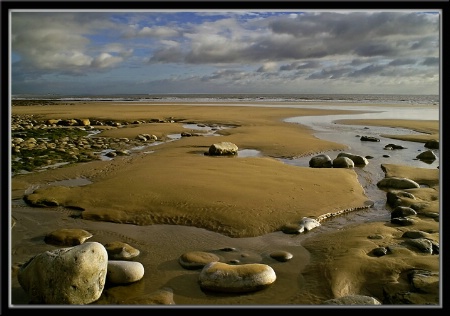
[91,53,123,68]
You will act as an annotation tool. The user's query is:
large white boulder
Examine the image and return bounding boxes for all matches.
[18,242,108,304]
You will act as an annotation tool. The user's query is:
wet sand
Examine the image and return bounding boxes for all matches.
[9,102,440,307]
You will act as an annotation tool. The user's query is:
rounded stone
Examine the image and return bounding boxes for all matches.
[44,228,93,246]
[104,241,140,260]
[107,260,145,284]
[198,262,276,293]
[178,251,220,270]
[269,250,293,262]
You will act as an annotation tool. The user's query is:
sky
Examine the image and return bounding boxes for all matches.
[10,9,440,96]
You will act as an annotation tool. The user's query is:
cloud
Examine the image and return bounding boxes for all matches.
[421,57,439,66]
[91,53,123,68]
[11,12,126,73]
[257,62,278,72]
[10,10,440,95]
[137,26,180,37]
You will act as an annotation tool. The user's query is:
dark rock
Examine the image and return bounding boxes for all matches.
[360,136,380,142]
[391,217,416,226]
[391,206,417,219]
[371,247,388,257]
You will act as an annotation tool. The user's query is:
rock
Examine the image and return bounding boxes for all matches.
[281,223,303,234]
[424,139,439,149]
[322,295,382,305]
[416,150,437,161]
[403,238,434,254]
[198,262,276,293]
[44,228,93,246]
[391,217,416,226]
[207,142,238,156]
[77,119,91,126]
[18,242,108,304]
[337,152,369,166]
[106,260,145,284]
[298,217,321,233]
[269,251,293,262]
[178,251,220,270]
[390,206,417,219]
[360,136,380,142]
[384,143,407,150]
[408,269,439,295]
[402,230,429,239]
[382,269,439,304]
[104,241,140,260]
[332,156,354,168]
[377,177,420,189]
[309,154,332,168]
[386,190,415,207]
[46,119,61,125]
[371,247,388,257]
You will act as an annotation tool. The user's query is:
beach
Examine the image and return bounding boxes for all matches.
[9,101,440,307]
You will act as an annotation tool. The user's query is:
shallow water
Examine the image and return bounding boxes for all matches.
[280,105,439,230]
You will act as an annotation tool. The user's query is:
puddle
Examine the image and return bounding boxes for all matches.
[237,149,262,158]
[130,141,164,151]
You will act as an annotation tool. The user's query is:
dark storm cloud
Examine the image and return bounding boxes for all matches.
[307,66,353,80]
[421,57,439,66]
[348,64,385,77]
[279,60,322,71]
[388,58,417,66]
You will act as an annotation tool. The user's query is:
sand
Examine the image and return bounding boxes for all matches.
[9,102,440,307]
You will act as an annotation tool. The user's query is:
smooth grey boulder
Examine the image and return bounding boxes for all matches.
[309,154,332,168]
[337,152,369,166]
[18,241,108,304]
[332,156,354,168]
[198,262,276,293]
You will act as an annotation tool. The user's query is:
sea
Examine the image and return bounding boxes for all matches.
[11,93,440,106]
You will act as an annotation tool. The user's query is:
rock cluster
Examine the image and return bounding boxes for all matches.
[309,152,368,168]
[11,114,164,174]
